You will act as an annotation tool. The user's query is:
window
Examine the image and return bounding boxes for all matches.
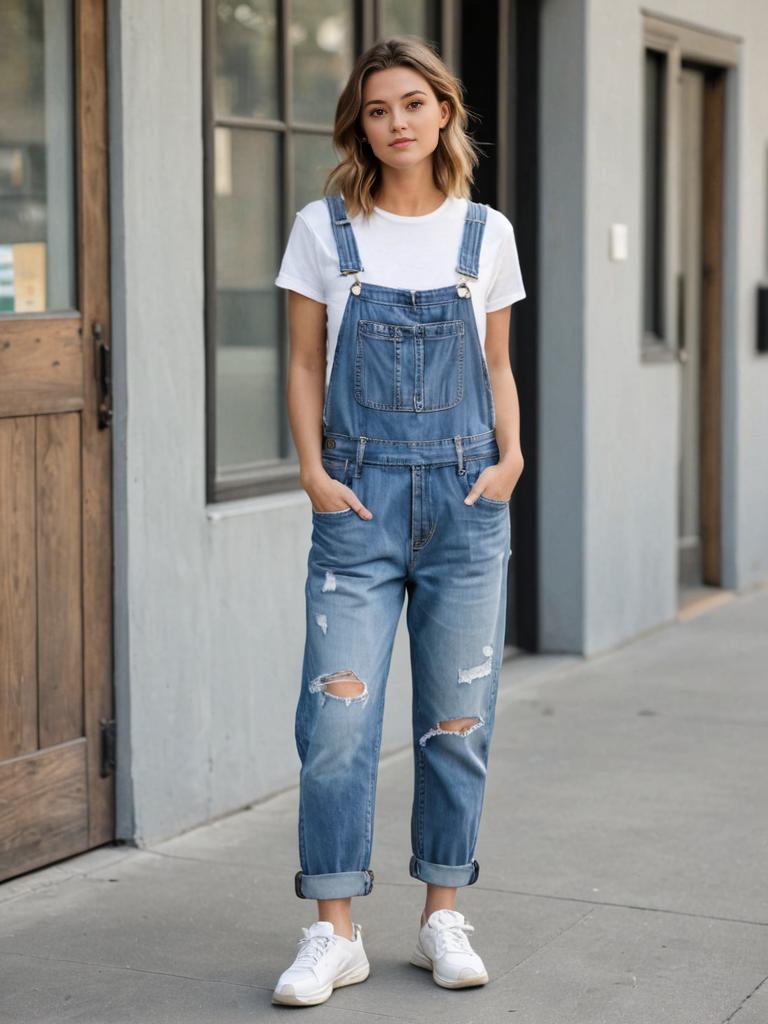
[0,1,76,316]
[643,47,666,341]
[204,0,437,502]
[641,30,681,357]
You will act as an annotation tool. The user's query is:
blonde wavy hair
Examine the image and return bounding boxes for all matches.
[324,37,480,217]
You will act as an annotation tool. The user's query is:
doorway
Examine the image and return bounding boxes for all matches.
[677,63,726,608]
[460,0,539,652]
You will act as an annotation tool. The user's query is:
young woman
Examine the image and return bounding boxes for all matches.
[272,37,526,1007]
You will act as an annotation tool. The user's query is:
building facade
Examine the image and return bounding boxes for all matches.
[0,0,766,880]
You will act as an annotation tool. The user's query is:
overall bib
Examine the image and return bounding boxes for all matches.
[294,194,511,900]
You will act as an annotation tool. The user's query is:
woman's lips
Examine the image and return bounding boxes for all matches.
[390,138,414,148]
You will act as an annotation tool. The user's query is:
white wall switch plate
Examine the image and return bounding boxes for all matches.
[610,223,628,261]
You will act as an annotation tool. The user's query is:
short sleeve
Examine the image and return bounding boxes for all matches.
[485,217,526,312]
[274,212,327,304]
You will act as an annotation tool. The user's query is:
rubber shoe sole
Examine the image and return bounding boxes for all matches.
[271,959,370,1006]
[409,946,489,989]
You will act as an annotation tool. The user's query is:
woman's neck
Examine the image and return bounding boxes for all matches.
[374,164,446,217]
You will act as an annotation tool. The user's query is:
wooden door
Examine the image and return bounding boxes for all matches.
[0,0,114,882]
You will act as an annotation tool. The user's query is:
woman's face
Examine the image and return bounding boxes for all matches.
[359,65,450,172]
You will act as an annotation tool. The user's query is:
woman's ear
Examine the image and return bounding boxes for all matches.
[439,100,451,130]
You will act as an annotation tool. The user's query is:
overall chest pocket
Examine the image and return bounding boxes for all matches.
[354,319,465,412]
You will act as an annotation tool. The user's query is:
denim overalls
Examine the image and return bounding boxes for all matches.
[294,193,511,900]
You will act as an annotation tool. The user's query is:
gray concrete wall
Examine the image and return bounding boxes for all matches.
[107,0,415,845]
[109,0,768,843]
[582,0,680,653]
[540,0,768,655]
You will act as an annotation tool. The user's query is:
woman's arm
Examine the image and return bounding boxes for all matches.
[286,290,372,517]
[464,305,525,504]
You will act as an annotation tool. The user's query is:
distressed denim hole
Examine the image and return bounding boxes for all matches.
[309,670,369,707]
[419,715,484,747]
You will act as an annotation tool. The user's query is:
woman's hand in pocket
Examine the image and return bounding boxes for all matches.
[302,465,373,519]
[464,452,524,505]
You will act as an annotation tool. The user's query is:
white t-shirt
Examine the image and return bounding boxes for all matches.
[274,195,526,393]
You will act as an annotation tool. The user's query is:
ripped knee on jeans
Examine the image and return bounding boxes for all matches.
[309,669,369,706]
[419,715,484,747]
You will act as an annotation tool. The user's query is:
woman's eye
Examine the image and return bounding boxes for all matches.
[367,101,423,117]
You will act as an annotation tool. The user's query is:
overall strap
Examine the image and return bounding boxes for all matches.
[325,194,364,275]
[455,200,488,280]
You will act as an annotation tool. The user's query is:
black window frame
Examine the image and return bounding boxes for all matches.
[203,0,442,503]
[640,26,682,364]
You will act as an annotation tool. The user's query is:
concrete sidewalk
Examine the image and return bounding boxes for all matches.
[2,586,767,1023]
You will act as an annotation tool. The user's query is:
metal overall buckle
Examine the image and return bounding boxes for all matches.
[456,274,471,298]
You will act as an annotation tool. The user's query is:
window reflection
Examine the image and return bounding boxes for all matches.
[291,0,354,125]
[215,128,281,468]
[0,0,76,314]
[380,0,428,39]
[214,0,278,120]
[294,134,336,211]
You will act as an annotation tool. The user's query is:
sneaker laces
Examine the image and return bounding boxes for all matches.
[434,919,475,959]
[293,928,336,968]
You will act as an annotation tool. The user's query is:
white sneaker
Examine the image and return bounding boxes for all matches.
[272,920,370,1006]
[409,908,490,988]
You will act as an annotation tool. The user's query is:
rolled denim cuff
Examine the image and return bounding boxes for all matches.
[409,855,480,887]
[294,868,374,899]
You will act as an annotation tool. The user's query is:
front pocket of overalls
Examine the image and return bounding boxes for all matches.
[312,456,355,517]
[461,456,510,509]
[354,320,465,412]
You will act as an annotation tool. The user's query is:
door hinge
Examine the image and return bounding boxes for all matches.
[100,718,117,777]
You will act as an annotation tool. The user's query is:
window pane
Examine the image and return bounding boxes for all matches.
[214,128,281,471]
[214,0,278,121]
[381,0,428,39]
[291,0,354,125]
[294,133,336,211]
[0,0,76,314]
[643,49,665,339]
